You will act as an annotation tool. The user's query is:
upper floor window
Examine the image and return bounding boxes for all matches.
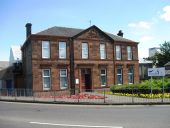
[42,69,51,90]
[127,46,132,60]
[42,41,50,59]
[59,42,66,59]
[60,69,68,89]
[116,45,121,60]
[82,43,88,59]
[100,43,106,59]
[100,69,107,86]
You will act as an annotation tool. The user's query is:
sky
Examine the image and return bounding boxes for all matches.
[0,0,170,61]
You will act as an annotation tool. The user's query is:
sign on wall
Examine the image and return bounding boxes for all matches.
[75,79,79,84]
[148,67,165,76]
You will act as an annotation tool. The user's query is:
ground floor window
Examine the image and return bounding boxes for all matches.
[42,69,51,90]
[100,69,107,86]
[128,66,134,84]
[117,66,123,85]
[60,69,68,89]
[0,80,2,89]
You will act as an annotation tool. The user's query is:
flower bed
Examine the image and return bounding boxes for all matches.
[112,92,170,99]
[38,93,105,99]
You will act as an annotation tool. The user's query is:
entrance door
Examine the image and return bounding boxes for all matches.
[81,68,92,91]
[85,73,91,91]
[6,80,12,89]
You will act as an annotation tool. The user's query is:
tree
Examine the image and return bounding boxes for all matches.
[145,41,170,67]
[157,41,170,66]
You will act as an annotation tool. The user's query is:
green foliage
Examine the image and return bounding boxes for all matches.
[110,78,170,98]
[145,41,170,67]
[110,78,170,93]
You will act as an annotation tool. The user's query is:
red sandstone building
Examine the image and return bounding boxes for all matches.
[21,23,139,92]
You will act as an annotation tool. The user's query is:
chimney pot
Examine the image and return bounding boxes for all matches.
[25,23,32,38]
[117,30,123,37]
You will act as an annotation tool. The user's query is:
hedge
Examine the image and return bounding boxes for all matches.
[110,78,170,94]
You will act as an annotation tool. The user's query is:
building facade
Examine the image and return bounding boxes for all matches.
[149,47,160,57]
[0,61,12,89]
[165,61,170,76]
[139,58,152,81]
[9,45,22,66]
[21,23,139,92]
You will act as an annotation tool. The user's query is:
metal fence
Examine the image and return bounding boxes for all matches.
[0,88,170,104]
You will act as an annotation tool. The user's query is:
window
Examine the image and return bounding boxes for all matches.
[117,66,123,85]
[100,43,106,59]
[128,66,134,84]
[127,46,132,60]
[116,45,121,60]
[60,69,68,89]
[82,43,88,59]
[100,69,107,86]
[0,80,2,89]
[42,41,50,59]
[59,42,66,59]
[42,69,51,90]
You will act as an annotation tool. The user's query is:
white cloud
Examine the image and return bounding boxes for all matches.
[160,5,170,21]
[138,36,154,58]
[128,21,152,29]
[139,35,153,43]
[128,23,136,27]
[138,48,148,58]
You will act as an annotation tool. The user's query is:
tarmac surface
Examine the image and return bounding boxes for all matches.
[0,101,170,128]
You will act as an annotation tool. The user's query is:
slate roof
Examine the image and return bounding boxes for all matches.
[106,32,135,42]
[36,26,83,37]
[0,61,9,71]
[36,26,136,42]
[165,61,170,66]
[139,58,152,64]
[0,66,13,79]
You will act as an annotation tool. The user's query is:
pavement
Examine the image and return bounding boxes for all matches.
[0,101,170,128]
[1,92,170,104]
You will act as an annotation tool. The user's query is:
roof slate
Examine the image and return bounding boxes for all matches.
[36,26,83,37]
[0,61,9,70]
[36,26,137,42]
[165,61,170,66]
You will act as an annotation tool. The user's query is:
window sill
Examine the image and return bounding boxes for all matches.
[59,58,67,60]
[42,58,51,60]
[60,87,68,90]
[43,88,51,91]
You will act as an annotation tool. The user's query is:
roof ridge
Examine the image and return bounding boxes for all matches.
[53,26,84,30]
[36,25,137,42]
[105,32,136,42]
[36,26,84,34]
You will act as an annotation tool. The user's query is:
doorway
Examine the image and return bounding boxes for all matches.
[81,68,92,91]
[6,80,12,89]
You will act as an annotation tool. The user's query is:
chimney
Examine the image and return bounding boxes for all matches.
[25,23,32,38]
[117,30,123,37]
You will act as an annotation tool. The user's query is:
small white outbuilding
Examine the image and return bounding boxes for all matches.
[9,45,22,66]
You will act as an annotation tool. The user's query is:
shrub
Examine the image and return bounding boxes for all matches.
[110,78,170,94]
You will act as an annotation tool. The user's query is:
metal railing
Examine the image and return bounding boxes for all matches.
[0,88,170,104]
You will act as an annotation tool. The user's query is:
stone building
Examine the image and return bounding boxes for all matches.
[0,61,12,89]
[139,58,152,80]
[21,23,139,92]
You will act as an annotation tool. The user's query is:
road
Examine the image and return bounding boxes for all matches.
[0,101,170,128]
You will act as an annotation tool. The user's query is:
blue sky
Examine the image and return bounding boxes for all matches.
[0,0,170,61]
